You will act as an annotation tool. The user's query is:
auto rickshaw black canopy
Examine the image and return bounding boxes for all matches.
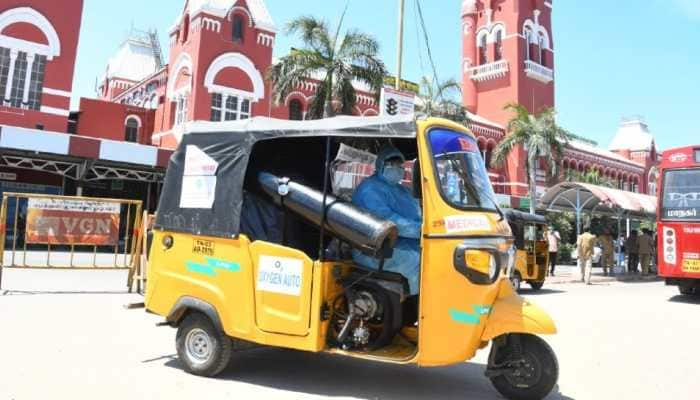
[503,209,547,226]
[154,115,417,239]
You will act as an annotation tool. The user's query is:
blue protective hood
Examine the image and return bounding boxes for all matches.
[375,146,406,177]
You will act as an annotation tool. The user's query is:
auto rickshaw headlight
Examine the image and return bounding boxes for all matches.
[454,246,502,285]
[465,250,492,275]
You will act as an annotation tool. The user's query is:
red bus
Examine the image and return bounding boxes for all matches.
[657,146,700,295]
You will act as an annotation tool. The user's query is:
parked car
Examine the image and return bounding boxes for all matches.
[571,245,603,268]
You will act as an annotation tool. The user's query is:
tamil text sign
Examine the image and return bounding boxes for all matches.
[25,198,121,245]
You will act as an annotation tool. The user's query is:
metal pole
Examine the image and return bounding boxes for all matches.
[576,189,581,236]
[318,137,333,261]
[395,0,405,90]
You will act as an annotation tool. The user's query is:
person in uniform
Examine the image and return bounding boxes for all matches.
[577,224,597,285]
[625,231,639,274]
[352,146,422,295]
[599,229,615,276]
[638,229,654,276]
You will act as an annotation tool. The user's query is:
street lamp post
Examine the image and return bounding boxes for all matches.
[396,0,405,90]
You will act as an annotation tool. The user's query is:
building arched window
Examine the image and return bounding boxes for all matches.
[494,30,503,61]
[525,29,532,61]
[232,15,245,42]
[538,34,546,65]
[210,93,251,121]
[182,14,190,43]
[479,34,488,65]
[124,117,139,142]
[289,99,303,120]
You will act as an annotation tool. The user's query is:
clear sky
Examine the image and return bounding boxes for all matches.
[72,0,700,151]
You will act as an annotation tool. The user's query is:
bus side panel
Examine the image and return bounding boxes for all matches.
[145,231,258,338]
[659,222,700,280]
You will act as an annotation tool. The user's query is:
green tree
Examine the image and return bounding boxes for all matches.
[268,15,387,119]
[565,167,615,188]
[416,76,465,121]
[491,103,572,214]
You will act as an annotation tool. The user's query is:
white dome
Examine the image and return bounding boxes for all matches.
[609,117,655,152]
[462,0,478,15]
[106,37,158,82]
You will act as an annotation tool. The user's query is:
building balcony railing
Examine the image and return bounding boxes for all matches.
[524,60,554,84]
[469,60,509,82]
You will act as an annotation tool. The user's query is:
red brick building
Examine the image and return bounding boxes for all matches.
[0,0,169,210]
[0,0,82,131]
[0,0,660,210]
[460,0,658,206]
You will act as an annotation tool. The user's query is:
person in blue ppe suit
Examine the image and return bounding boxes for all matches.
[352,146,422,296]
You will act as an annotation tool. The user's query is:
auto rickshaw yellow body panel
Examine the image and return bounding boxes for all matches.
[412,119,515,366]
[145,116,557,368]
[146,231,329,353]
[481,279,557,341]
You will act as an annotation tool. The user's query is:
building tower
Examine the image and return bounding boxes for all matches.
[462,0,555,197]
[609,116,659,194]
[158,0,276,146]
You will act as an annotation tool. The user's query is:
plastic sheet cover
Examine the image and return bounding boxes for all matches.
[154,115,416,239]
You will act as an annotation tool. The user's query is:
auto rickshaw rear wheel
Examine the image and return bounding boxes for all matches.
[488,334,558,400]
[176,312,233,377]
[529,281,544,291]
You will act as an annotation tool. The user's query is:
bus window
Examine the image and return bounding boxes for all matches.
[662,169,700,221]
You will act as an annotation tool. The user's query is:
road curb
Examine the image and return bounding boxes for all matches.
[548,275,662,285]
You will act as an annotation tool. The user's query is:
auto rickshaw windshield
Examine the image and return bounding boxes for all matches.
[428,128,498,211]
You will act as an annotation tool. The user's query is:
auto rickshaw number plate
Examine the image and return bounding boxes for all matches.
[193,239,215,256]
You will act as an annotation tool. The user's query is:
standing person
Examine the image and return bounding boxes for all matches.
[577,224,597,285]
[599,229,615,276]
[638,229,654,276]
[546,228,561,276]
[625,230,639,274]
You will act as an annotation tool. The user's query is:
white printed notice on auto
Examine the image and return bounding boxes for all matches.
[180,145,219,209]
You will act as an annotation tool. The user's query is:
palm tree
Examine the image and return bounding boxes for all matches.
[416,76,464,121]
[268,15,387,119]
[491,103,572,214]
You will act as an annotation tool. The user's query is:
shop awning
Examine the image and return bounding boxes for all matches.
[539,182,657,218]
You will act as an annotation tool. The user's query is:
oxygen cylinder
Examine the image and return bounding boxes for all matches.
[257,172,398,258]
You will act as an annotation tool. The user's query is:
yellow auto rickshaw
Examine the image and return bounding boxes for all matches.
[504,209,549,291]
[145,115,559,400]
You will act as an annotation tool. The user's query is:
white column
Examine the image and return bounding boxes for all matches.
[22,53,36,106]
[4,50,19,103]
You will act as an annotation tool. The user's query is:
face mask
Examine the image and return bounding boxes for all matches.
[383,166,404,184]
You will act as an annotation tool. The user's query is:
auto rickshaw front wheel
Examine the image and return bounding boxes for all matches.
[487,334,559,400]
[529,281,544,291]
[175,312,233,377]
[510,271,522,291]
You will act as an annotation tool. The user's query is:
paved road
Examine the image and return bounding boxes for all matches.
[0,270,698,400]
